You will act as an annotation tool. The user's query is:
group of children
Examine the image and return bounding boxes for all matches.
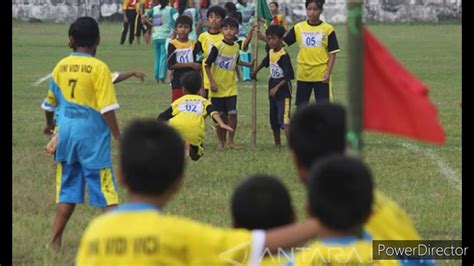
[37,0,435,264]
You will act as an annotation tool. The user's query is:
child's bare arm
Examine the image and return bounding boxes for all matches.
[43,110,55,135]
[238,58,255,68]
[211,112,234,132]
[114,71,146,84]
[323,53,337,83]
[242,24,258,51]
[264,218,320,252]
[205,65,218,92]
[170,62,202,71]
[269,80,286,97]
[102,110,121,145]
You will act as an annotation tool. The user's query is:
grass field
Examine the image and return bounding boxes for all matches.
[12,20,461,265]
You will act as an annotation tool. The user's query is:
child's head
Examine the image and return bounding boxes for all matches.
[119,119,185,197]
[224,2,237,12]
[220,17,239,41]
[269,1,279,14]
[288,103,346,182]
[207,5,226,30]
[181,71,202,94]
[159,0,169,9]
[307,155,373,232]
[175,15,193,39]
[305,0,324,22]
[231,175,295,230]
[237,0,247,6]
[68,16,100,51]
[265,25,285,50]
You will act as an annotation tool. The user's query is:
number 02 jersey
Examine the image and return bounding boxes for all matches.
[284,21,340,82]
[41,52,119,169]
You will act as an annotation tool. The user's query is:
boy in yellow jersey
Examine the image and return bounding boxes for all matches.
[197,5,226,99]
[205,17,253,149]
[269,1,287,30]
[288,155,401,266]
[283,0,339,109]
[41,17,121,249]
[231,174,296,265]
[76,119,322,265]
[252,25,294,147]
[288,103,423,242]
[167,15,203,102]
[157,71,233,160]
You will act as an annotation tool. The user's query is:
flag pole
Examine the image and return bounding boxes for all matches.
[346,0,364,157]
[251,0,259,148]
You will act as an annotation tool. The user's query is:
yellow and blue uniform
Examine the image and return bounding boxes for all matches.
[41,52,119,207]
[197,31,224,93]
[283,20,340,107]
[158,94,217,159]
[76,202,266,265]
[260,47,294,130]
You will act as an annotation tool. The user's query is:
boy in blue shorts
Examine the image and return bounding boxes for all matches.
[252,24,294,147]
[205,17,253,149]
[41,17,121,249]
[76,119,322,265]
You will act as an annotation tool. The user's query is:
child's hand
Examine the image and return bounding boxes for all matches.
[251,70,257,80]
[269,87,278,97]
[219,124,234,132]
[249,59,256,68]
[322,71,330,83]
[134,71,146,82]
[210,81,218,92]
[43,124,54,136]
[192,63,202,71]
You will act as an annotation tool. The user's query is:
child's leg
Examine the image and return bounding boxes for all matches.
[269,96,280,146]
[216,113,227,149]
[278,97,291,145]
[120,19,130,45]
[127,10,137,44]
[51,162,86,248]
[295,81,313,109]
[134,13,142,44]
[153,39,161,81]
[51,203,76,249]
[226,96,241,149]
[313,81,330,103]
[239,51,252,81]
[158,39,168,82]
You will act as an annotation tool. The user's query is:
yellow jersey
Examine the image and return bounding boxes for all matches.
[365,190,422,241]
[283,21,340,82]
[205,40,240,98]
[198,31,224,90]
[76,202,265,266]
[158,94,217,146]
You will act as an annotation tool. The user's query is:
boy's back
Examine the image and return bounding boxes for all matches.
[76,203,256,265]
[43,53,118,168]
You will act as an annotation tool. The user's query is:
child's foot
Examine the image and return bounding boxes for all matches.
[218,143,226,149]
[227,142,242,150]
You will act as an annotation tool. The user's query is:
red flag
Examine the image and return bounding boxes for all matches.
[363,28,445,144]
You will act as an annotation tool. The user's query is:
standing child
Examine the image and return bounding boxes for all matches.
[197,5,226,99]
[175,0,199,41]
[41,17,121,249]
[121,0,140,45]
[205,17,253,149]
[143,0,177,83]
[157,71,233,160]
[283,0,339,109]
[167,15,202,101]
[236,0,255,81]
[269,1,287,30]
[252,25,294,147]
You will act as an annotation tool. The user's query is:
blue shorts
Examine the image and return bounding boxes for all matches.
[211,96,237,115]
[55,162,119,208]
[269,97,291,130]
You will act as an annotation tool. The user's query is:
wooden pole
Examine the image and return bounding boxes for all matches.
[346,0,364,157]
[251,0,259,148]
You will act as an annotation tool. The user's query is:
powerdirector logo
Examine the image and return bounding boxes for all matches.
[373,240,468,260]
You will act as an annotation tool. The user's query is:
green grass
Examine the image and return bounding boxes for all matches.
[12,21,461,265]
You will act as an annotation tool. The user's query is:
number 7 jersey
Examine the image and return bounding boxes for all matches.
[41,52,119,169]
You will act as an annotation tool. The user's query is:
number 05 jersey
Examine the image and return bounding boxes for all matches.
[41,52,119,169]
[284,21,340,82]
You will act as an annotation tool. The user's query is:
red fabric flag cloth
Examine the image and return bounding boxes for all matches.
[363,28,445,144]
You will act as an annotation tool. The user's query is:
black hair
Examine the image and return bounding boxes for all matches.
[68,16,100,48]
[120,119,185,196]
[265,24,285,39]
[221,17,239,29]
[180,71,202,94]
[160,0,169,10]
[227,10,242,24]
[237,0,246,6]
[307,155,373,231]
[207,5,227,19]
[305,0,324,9]
[231,175,294,230]
[224,2,237,12]
[175,14,193,28]
[288,103,346,169]
[269,1,279,8]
